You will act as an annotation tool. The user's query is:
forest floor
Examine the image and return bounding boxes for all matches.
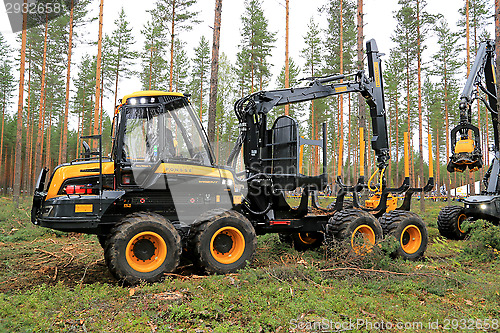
[0,197,499,332]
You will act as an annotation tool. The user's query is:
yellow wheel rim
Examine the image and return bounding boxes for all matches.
[351,224,376,254]
[210,226,245,265]
[400,225,422,254]
[458,214,467,234]
[126,231,167,273]
[298,233,317,245]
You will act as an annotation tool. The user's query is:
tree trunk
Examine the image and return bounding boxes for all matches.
[0,97,5,190]
[61,0,74,164]
[45,105,52,172]
[149,46,154,90]
[169,0,176,91]
[13,0,28,205]
[417,0,425,211]
[465,0,475,195]
[495,0,500,155]
[338,0,344,179]
[207,0,223,144]
[357,0,366,178]
[395,93,399,186]
[114,41,122,108]
[445,57,451,202]
[25,53,33,193]
[199,56,204,121]
[284,0,289,116]
[93,0,104,141]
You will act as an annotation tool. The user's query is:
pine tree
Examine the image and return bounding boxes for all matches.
[237,0,276,93]
[301,18,323,175]
[207,0,223,144]
[140,17,168,90]
[274,57,301,121]
[215,53,238,163]
[61,0,75,165]
[322,0,356,180]
[151,0,199,91]
[415,0,435,209]
[108,8,137,107]
[432,17,461,201]
[190,36,210,122]
[0,33,15,189]
[13,1,28,205]
[172,39,190,92]
[384,49,403,186]
[93,0,104,140]
[392,0,419,186]
[357,0,367,177]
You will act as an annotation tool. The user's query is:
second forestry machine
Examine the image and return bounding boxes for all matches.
[32,39,432,284]
[438,40,500,239]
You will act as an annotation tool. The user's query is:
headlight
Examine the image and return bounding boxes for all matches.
[480,204,487,210]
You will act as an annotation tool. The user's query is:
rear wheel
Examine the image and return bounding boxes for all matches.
[326,198,354,211]
[437,206,468,240]
[291,232,324,251]
[104,212,181,284]
[97,235,107,248]
[326,209,383,254]
[278,233,293,245]
[191,210,256,274]
[379,210,428,260]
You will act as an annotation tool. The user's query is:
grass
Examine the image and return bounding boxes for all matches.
[1,197,499,332]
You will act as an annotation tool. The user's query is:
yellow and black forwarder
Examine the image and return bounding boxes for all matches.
[32,39,432,284]
[438,40,500,239]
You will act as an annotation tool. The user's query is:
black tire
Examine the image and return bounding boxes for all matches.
[326,198,354,211]
[437,206,468,240]
[97,235,107,248]
[104,212,181,284]
[326,209,383,254]
[379,210,428,260]
[278,233,293,245]
[291,232,324,251]
[191,210,256,274]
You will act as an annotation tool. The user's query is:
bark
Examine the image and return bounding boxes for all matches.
[45,105,52,171]
[25,53,32,193]
[207,0,222,144]
[417,0,425,210]
[169,0,176,91]
[466,0,475,195]
[338,0,344,179]
[113,41,122,107]
[61,0,74,164]
[0,96,5,189]
[149,46,154,90]
[13,0,28,205]
[357,0,366,177]
[284,0,289,116]
[93,0,104,141]
[495,0,500,155]
[445,57,451,202]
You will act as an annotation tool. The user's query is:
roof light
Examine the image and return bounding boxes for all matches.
[140,97,147,104]
[129,98,138,105]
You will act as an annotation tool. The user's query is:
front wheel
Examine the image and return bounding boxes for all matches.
[379,210,428,260]
[104,212,181,284]
[191,210,256,274]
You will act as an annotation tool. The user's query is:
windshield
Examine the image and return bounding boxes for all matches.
[122,99,211,165]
